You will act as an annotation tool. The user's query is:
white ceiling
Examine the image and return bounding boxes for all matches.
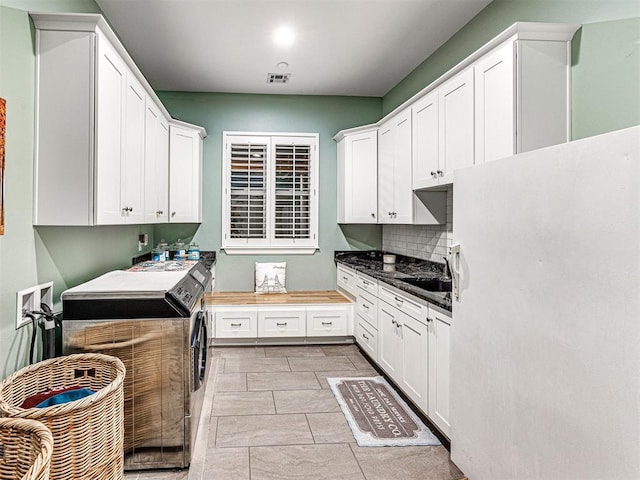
[95,0,492,97]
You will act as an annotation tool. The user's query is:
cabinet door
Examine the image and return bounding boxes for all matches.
[400,314,429,413]
[144,102,169,223]
[306,308,348,336]
[475,41,515,164]
[377,121,395,223]
[215,309,257,338]
[355,317,378,362]
[122,73,145,223]
[336,264,357,297]
[95,35,126,225]
[412,91,440,189]
[342,131,378,223]
[428,310,451,437]
[258,309,306,337]
[378,301,401,380]
[392,110,413,224]
[169,125,202,223]
[439,68,474,184]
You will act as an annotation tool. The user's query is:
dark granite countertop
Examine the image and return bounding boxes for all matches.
[334,250,452,312]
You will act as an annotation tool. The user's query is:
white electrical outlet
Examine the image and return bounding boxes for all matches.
[16,286,41,329]
[39,281,54,312]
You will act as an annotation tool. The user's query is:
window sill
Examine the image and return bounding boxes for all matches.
[222,246,319,255]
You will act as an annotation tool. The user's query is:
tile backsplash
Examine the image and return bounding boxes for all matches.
[382,189,453,263]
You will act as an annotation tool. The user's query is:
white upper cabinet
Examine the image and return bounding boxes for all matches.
[337,22,579,195]
[438,68,475,185]
[411,91,439,189]
[411,68,475,190]
[93,34,126,225]
[144,100,170,223]
[378,111,413,224]
[121,73,146,224]
[378,111,447,225]
[475,38,571,164]
[31,13,206,226]
[169,122,205,223]
[336,127,378,223]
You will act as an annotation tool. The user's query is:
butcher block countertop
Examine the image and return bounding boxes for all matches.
[205,290,351,306]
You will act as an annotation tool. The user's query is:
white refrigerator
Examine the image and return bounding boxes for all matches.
[450,126,639,480]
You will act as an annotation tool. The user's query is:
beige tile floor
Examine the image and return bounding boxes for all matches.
[124,344,465,480]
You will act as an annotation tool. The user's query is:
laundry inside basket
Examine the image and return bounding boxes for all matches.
[20,385,94,408]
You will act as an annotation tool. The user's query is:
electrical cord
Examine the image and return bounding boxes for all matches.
[24,312,38,365]
[24,305,60,364]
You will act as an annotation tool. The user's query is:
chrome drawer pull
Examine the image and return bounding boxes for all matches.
[362,333,370,340]
[230,323,242,327]
[276,322,288,327]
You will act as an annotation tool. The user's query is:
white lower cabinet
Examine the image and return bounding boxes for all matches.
[400,315,429,413]
[427,308,451,437]
[306,307,348,336]
[214,308,258,338]
[355,317,378,361]
[336,264,357,297]
[374,280,451,439]
[378,298,429,413]
[259,308,306,337]
[211,304,351,340]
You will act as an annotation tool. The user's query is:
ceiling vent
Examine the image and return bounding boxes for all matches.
[267,73,291,84]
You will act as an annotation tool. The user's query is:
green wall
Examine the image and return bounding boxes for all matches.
[156,92,382,292]
[383,0,640,140]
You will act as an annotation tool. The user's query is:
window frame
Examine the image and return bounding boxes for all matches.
[222,131,319,255]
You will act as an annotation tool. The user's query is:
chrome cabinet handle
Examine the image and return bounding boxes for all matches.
[436,170,444,177]
[391,319,398,326]
[171,211,176,217]
[230,323,242,327]
[362,303,369,310]
[321,322,333,326]
[394,296,404,305]
[371,213,375,218]
[156,210,164,215]
[362,332,370,340]
[276,322,288,327]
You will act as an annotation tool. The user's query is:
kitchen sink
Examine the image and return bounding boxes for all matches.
[400,277,452,292]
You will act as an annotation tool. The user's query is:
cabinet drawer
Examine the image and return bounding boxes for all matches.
[378,283,428,323]
[355,318,378,362]
[306,308,348,336]
[258,309,306,337]
[356,289,378,330]
[337,265,357,296]
[356,273,378,295]
[215,309,258,338]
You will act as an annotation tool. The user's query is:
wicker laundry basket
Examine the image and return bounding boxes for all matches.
[0,354,125,480]
[0,418,53,480]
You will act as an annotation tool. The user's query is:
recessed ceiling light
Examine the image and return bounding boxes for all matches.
[277,61,289,70]
[274,26,295,47]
